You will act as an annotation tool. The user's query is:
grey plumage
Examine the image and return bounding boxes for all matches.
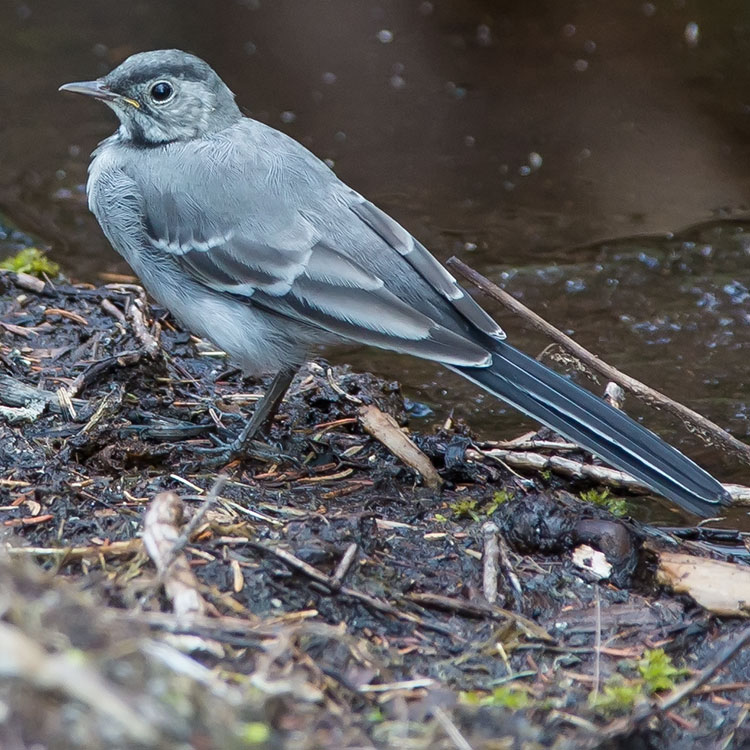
[61,49,731,516]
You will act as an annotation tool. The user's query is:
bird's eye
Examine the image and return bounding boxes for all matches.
[149,81,174,103]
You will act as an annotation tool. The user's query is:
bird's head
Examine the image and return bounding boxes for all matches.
[60,49,241,146]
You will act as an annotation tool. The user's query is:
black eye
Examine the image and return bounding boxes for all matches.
[150,81,173,102]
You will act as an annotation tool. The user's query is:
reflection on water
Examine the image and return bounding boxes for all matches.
[1,0,748,495]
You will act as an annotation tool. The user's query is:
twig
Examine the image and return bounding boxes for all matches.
[447,256,750,466]
[358,404,442,488]
[592,588,601,701]
[167,475,227,564]
[250,541,333,591]
[331,543,358,590]
[497,532,523,604]
[468,447,750,503]
[127,294,160,357]
[433,706,474,750]
[481,521,499,604]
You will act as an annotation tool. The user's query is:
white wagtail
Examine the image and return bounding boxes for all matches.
[60,49,729,516]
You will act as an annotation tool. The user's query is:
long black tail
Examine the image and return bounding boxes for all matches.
[453,340,730,517]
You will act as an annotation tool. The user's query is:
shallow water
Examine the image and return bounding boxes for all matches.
[1,0,748,496]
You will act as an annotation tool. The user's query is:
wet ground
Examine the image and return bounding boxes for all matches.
[2,269,750,749]
[2,1,749,496]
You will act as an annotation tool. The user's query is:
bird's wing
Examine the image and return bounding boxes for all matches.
[140,177,491,367]
[348,197,505,341]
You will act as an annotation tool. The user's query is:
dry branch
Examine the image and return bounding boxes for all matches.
[358,403,442,488]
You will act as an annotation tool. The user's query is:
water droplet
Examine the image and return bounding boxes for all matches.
[528,152,543,170]
[464,135,476,147]
[518,165,531,176]
[562,24,576,37]
[334,131,346,142]
[324,158,335,168]
[322,72,337,85]
[642,2,656,17]
[280,111,296,123]
[390,74,406,89]
[377,29,394,44]
[92,43,108,58]
[477,24,492,46]
[464,242,477,252]
[445,81,466,99]
[419,1,433,15]
[243,41,257,55]
[583,39,596,54]
[573,59,589,72]
[684,22,699,47]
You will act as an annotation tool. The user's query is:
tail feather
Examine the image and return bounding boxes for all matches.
[453,341,730,517]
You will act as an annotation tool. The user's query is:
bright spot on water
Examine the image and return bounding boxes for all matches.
[477,24,492,46]
[322,72,337,84]
[377,29,394,44]
[684,22,700,47]
[528,152,543,171]
[280,111,296,124]
[390,75,406,89]
[574,59,589,72]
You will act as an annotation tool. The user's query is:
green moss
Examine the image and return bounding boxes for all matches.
[450,497,481,520]
[590,650,689,716]
[579,488,628,517]
[460,685,530,710]
[490,490,512,511]
[237,722,270,744]
[449,490,514,521]
[589,676,644,715]
[0,247,60,277]
[638,648,689,693]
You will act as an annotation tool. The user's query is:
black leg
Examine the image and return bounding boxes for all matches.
[189,365,299,462]
[228,365,299,454]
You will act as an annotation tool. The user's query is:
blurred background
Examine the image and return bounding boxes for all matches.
[1,0,749,491]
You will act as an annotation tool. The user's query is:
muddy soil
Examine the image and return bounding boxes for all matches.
[1,268,749,750]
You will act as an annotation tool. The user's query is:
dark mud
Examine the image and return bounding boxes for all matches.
[1,269,749,750]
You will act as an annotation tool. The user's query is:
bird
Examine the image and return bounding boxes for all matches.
[60,49,730,517]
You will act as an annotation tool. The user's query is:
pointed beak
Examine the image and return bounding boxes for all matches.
[59,79,119,101]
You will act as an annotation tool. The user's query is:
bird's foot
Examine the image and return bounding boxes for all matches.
[182,432,292,466]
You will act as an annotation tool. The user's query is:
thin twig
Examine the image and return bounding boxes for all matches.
[481,521,499,604]
[331,543,358,590]
[497,532,523,605]
[433,706,474,750]
[592,587,601,701]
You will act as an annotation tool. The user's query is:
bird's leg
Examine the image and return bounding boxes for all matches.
[228,365,299,453]
[191,365,299,462]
